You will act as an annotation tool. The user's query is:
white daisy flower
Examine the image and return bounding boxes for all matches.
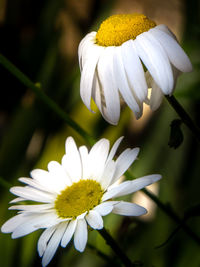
[78,14,192,125]
[1,136,161,267]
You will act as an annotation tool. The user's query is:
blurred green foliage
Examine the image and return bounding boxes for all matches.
[0,0,200,266]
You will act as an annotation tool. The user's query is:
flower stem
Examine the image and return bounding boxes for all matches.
[142,188,200,246]
[98,228,135,267]
[125,171,200,246]
[165,95,200,142]
[0,54,95,146]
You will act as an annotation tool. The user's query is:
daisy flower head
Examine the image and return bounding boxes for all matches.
[1,136,161,267]
[78,14,192,125]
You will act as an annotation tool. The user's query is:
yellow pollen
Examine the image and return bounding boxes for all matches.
[54,179,103,219]
[96,14,156,47]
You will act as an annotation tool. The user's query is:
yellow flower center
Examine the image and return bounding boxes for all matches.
[96,14,156,47]
[54,179,103,219]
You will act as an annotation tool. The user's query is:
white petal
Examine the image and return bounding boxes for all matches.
[19,177,54,194]
[10,186,55,203]
[113,46,141,116]
[121,40,148,101]
[9,203,54,212]
[145,71,163,111]
[135,31,174,95]
[61,220,77,247]
[1,214,25,233]
[97,47,120,125]
[94,201,117,216]
[88,138,110,181]
[77,211,87,220]
[62,137,82,182]
[11,214,45,238]
[150,28,192,73]
[99,160,116,189]
[155,24,177,39]
[79,145,89,180]
[92,73,113,124]
[80,44,104,111]
[79,33,97,71]
[103,174,161,201]
[112,147,140,184]
[47,161,71,187]
[42,222,67,267]
[102,181,132,201]
[9,197,25,203]
[11,213,61,238]
[38,225,57,257]
[86,210,103,229]
[106,136,124,163]
[74,219,88,252]
[30,169,64,193]
[112,201,147,216]
[78,32,96,71]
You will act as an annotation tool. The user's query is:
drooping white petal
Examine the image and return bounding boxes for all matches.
[103,174,161,201]
[155,24,177,39]
[87,138,110,181]
[38,225,57,257]
[106,136,124,163]
[47,161,72,187]
[42,222,67,267]
[86,210,103,229]
[10,186,55,203]
[94,201,117,216]
[150,85,163,111]
[112,201,147,216]
[92,73,115,124]
[112,147,140,184]
[135,31,174,95]
[61,220,77,247]
[121,40,148,102]
[80,44,105,111]
[150,28,192,73]
[113,46,141,116]
[9,203,54,212]
[78,32,96,71]
[99,160,116,189]
[74,219,88,252]
[97,47,120,125]
[62,137,82,183]
[145,71,163,111]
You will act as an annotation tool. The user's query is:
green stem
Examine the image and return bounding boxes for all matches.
[98,228,135,267]
[165,95,200,142]
[0,54,95,146]
[142,188,200,246]
[125,171,200,246]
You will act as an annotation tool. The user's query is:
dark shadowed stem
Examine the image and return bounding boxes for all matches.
[142,188,200,246]
[0,54,95,147]
[165,95,200,142]
[98,228,135,267]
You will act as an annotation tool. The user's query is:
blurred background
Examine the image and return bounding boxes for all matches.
[0,0,200,266]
